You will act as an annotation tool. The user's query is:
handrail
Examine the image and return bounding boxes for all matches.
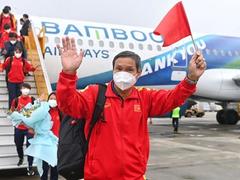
[38,26,46,56]
[28,23,52,98]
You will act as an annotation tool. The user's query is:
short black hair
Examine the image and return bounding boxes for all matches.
[4,6,11,11]
[47,92,56,101]
[4,23,10,30]
[112,51,141,72]
[23,14,29,19]
[2,7,9,14]
[14,45,23,52]
[9,32,17,38]
[20,18,24,22]
[21,83,31,89]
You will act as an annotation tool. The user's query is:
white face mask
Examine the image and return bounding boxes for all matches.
[10,40,16,44]
[21,88,30,96]
[113,71,137,91]
[48,99,57,108]
[5,29,11,33]
[15,52,22,58]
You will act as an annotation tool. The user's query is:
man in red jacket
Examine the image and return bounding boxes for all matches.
[56,37,206,180]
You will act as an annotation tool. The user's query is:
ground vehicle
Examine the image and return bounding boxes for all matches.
[184,108,205,118]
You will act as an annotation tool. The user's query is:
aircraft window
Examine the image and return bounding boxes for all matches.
[45,36,49,43]
[138,43,144,50]
[220,50,225,56]
[213,49,218,56]
[88,40,94,47]
[228,50,232,56]
[77,39,83,46]
[129,43,134,49]
[157,45,162,51]
[234,50,239,56]
[205,49,211,55]
[54,37,60,44]
[109,41,114,48]
[147,44,153,51]
[99,40,104,47]
[119,42,124,49]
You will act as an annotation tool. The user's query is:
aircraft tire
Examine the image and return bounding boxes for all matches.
[216,110,225,124]
[216,109,239,125]
[225,109,239,125]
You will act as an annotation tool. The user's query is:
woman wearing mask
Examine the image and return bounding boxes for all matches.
[1,45,38,108]
[41,92,61,180]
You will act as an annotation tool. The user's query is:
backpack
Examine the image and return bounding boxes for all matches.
[14,96,35,109]
[57,84,107,180]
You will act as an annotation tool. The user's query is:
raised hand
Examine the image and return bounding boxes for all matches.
[187,51,206,81]
[57,37,84,75]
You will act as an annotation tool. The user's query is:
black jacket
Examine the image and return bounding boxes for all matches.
[20,20,31,36]
[4,41,27,59]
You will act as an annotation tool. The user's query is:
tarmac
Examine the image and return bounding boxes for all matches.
[1,112,240,180]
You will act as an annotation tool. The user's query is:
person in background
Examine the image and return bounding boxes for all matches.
[20,14,31,36]
[3,32,26,59]
[41,92,61,180]
[0,6,16,32]
[172,106,181,133]
[20,18,24,26]
[19,18,25,41]
[1,45,37,108]
[10,82,35,176]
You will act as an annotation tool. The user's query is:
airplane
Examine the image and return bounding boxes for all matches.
[27,16,240,125]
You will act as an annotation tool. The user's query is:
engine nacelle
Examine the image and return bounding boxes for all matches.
[196,69,240,101]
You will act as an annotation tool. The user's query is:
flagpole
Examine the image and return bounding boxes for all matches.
[190,34,198,51]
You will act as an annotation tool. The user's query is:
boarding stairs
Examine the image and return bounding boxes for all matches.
[0,24,51,170]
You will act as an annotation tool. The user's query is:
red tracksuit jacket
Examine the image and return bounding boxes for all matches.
[0,31,9,48]
[49,107,61,137]
[0,15,16,32]
[2,56,36,83]
[56,72,196,180]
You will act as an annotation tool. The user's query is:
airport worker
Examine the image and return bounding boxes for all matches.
[56,37,206,180]
[0,6,16,32]
[1,45,37,108]
[41,92,61,180]
[10,83,35,176]
[172,106,181,133]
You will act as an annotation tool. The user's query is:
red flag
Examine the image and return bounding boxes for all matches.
[154,1,192,47]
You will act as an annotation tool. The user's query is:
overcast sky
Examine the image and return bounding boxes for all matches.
[0,0,240,36]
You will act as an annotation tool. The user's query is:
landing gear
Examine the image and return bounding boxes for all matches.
[216,109,239,125]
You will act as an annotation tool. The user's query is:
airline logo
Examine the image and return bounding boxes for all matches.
[41,21,164,43]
